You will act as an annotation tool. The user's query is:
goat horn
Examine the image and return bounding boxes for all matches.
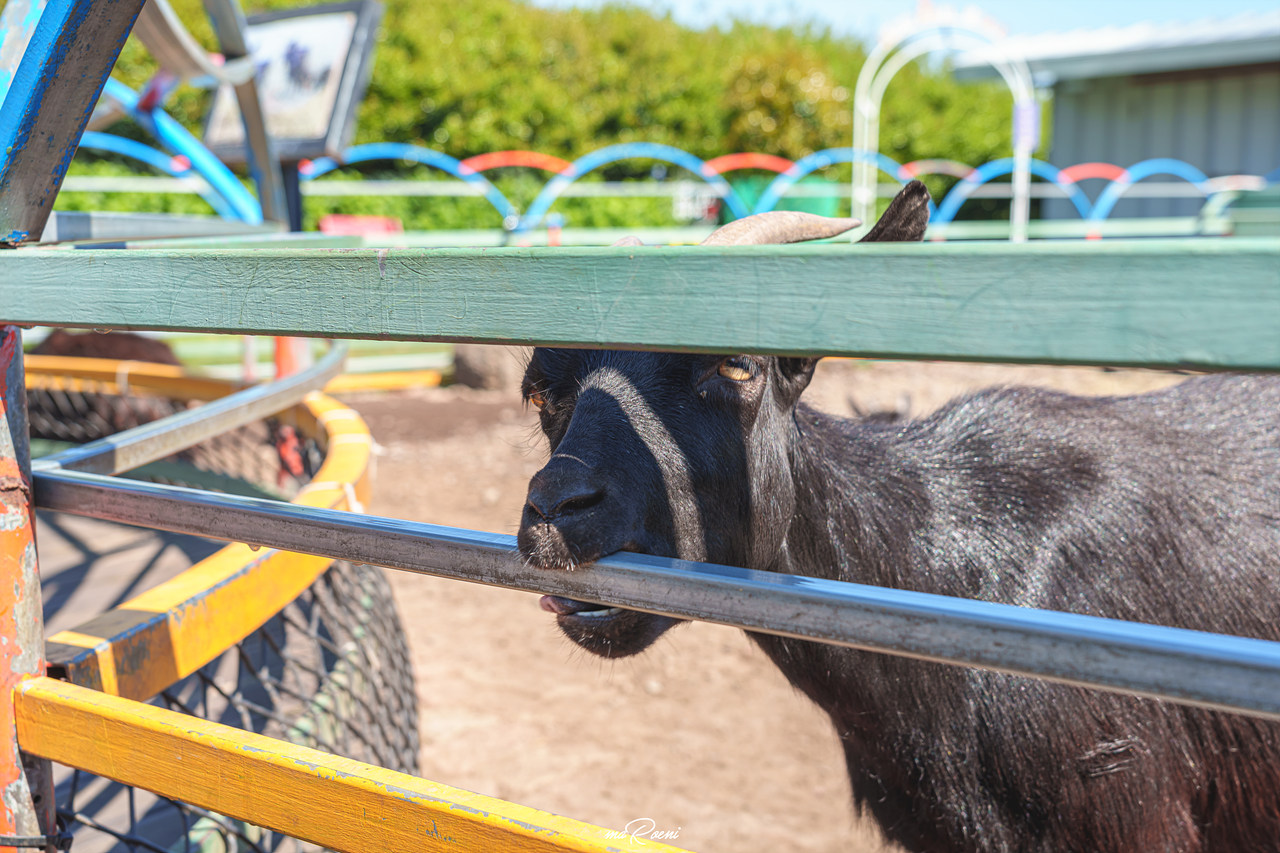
[699,211,862,246]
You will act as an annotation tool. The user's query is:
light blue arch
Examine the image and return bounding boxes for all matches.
[517,142,750,232]
[1088,159,1210,223]
[754,148,909,216]
[306,143,516,222]
[100,78,262,223]
[78,131,239,220]
[933,158,1092,224]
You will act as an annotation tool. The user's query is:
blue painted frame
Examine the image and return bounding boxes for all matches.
[0,0,147,245]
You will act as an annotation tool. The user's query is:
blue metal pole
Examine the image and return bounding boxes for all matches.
[0,0,147,246]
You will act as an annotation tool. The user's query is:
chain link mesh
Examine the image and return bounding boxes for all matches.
[28,379,420,853]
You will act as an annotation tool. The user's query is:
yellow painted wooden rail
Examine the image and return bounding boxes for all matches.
[15,677,688,853]
[30,361,371,700]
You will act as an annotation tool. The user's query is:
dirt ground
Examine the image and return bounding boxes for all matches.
[339,359,1183,853]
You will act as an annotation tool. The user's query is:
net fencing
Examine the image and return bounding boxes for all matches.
[27,373,420,853]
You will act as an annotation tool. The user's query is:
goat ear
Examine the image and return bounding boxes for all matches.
[773,357,819,406]
[612,236,643,247]
[858,180,930,243]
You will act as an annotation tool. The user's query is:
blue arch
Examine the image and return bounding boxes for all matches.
[517,142,750,232]
[753,148,910,216]
[1087,159,1210,222]
[78,131,239,220]
[306,143,516,222]
[932,158,1093,224]
[100,79,262,223]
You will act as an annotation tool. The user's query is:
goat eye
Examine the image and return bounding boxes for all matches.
[717,357,756,382]
[528,390,548,410]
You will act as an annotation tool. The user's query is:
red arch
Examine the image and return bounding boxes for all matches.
[459,150,572,174]
[901,159,975,180]
[702,153,795,175]
[1058,162,1128,184]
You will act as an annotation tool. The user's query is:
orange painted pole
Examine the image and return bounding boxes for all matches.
[0,326,55,852]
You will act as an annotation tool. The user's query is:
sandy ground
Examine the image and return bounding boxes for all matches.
[339,358,1184,853]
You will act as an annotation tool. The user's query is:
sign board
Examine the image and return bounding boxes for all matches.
[204,1,382,163]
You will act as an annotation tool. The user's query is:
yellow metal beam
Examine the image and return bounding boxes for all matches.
[16,678,688,853]
[45,390,372,699]
[322,368,444,394]
[26,355,446,398]
[24,355,237,401]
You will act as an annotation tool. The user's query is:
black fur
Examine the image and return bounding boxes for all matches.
[516,185,1280,852]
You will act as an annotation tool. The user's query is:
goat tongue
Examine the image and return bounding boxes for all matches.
[540,595,602,615]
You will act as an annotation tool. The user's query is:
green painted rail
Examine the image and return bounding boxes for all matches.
[3,238,1278,370]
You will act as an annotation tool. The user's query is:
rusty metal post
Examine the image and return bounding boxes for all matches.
[0,327,55,852]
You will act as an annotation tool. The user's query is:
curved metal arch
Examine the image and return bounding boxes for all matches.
[99,78,262,223]
[304,143,517,222]
[900,159,976,180]
[459,150,572,174]
[1088,159,1211,223]
[703,153,795,175]
[753,148,910,216]
[1057,162,1128,184]
[853,15,1037,241]
[932,158,1093,224]
[517,142,750,232]
[77,131,239,220]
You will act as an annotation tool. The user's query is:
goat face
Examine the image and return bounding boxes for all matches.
[518,348,821,656]
[517,182,931,658]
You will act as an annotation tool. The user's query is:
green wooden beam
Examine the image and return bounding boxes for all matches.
[2,239,1278,370]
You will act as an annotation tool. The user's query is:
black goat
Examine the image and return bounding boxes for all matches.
[516,182,1280,853]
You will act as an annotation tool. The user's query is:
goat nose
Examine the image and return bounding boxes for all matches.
[525,468,606,520]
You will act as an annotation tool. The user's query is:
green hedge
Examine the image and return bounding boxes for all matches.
[65,0,1044,228]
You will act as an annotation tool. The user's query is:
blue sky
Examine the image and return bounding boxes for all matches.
[528,0,1280,39]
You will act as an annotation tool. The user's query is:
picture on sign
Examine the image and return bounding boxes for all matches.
[204,1,381,163]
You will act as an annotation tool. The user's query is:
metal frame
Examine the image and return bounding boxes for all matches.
[33,370,372,700]
[0,0,148,245]
[202,0,383,164]
[30,465,1280,722]
[0,326,56,852]
[17,351,687,852]
[34,341,345,475]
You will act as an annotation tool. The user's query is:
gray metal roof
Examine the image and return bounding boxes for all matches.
[952,10,1280,83]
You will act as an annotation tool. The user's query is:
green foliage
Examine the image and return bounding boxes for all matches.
[54,159,224,217]
[76,0,1041,227]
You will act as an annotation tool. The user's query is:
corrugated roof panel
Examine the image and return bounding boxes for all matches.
[953,11,1280,82]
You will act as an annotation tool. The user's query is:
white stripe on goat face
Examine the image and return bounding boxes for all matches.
[576,365,701,561]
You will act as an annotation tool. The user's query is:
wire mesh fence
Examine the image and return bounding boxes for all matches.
[27,373,420,853]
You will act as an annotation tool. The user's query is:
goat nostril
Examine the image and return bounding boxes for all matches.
[526,495,549,520]
[555,488,605,516]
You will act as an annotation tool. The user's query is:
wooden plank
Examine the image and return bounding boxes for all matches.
[16,677,689,853]
[45,391,372,700]
[2,240,1278,369]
